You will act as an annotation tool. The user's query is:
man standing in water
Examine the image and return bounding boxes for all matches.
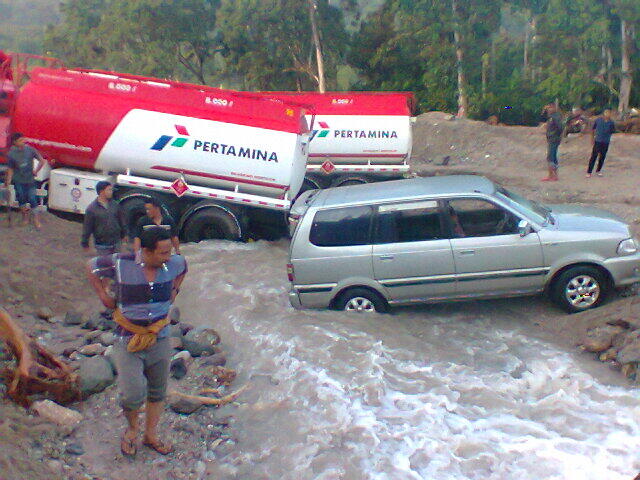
[541,103,564,182]
[4,133,46,228]
[133,197,180,254]
[86,226,187,456]
[586,109,616,178]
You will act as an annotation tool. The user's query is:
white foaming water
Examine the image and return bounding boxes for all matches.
[176,240,640,480]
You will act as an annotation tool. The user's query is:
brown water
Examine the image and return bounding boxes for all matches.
[176,240,640,480]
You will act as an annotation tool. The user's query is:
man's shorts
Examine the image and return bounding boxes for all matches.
[13,183,38,208]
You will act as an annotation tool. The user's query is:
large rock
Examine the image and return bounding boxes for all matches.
[201,353,227,367]
[78,356,115,398]
[103,345,117,374]
[170,357,188,380]
[169,306,181,325]
[83,312,113,331]
[168,393,202,415]
[617,339,640,364]
[36,307,54,320]
[581,325,625,353]
[99,332,116,346]
[64,311,84,326]
[79,343,106,356]
[31,400,83,431]
[182,328,221,357]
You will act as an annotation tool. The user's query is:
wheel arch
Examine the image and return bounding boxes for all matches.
[546,261,615,293]
[330,283,389,310]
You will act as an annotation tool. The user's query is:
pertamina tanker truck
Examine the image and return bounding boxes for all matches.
[260,91,416,190]
[0,53,311,241]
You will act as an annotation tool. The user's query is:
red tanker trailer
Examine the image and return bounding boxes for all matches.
[259,91,415,190]
[0,52,311,240]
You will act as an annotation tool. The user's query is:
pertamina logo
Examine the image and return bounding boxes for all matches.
[310,121,331,141]
[150,123,279,162]
[310,121,398,142]
[151,125,190,151]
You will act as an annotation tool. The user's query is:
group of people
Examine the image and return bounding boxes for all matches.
[542,103,617,181]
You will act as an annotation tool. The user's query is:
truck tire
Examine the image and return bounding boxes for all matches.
[119,195,149,238]
[330,176,369,188]
[182,206,242,242]
[551,265,609,313]
[299,175,328,194]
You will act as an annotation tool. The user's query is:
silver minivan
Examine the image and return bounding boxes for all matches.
[287,176,640,313]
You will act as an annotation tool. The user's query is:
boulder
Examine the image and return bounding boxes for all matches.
[179,323,195,336]
[581,325,625,353]
[182,328,221,357]
[65,442,85,456]
[99,332,116,346]
[36,307,54,320]
[168,393,202,415]
[64,311,84,326]
[617,339,640,364]
[170,357,188,380]
[201,353,227,367]
[103,345,117,375]
[83,312,112,331]
[78,356,115,398]
[169,306,181,325]
[31,400,83,431]
[168,324,183,339]
[79,343,106,356]
[84,330,102,343]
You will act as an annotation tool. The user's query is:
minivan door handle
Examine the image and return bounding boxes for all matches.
[458,250,475,256]
[378,254,394,261]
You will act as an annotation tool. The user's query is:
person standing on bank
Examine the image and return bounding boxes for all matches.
[85,226,187,457]
[82,181,125,255]
[542,103,564,182]
[586,109,616,178]
[133,197,180,254]
[5,133,46,229]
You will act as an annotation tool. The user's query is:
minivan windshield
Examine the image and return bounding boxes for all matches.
[495,186,549,225]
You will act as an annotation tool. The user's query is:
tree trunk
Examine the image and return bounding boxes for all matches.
[618,19,632,114]
[523,18,530,74]
[482,53,489,98]
[308,0,326,93]
[451,0,468,118]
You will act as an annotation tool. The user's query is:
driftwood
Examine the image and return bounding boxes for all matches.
[171,384,248,406]
[0,308,79,407]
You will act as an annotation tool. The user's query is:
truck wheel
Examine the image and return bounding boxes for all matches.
[182,207,242,242]
[551,266,608,313]
[119,196,149,238]
[331,176,369,188]
[299,175,327,194]
[335,288,387,313]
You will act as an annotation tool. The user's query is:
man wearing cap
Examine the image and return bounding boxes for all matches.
[82,181,125,255]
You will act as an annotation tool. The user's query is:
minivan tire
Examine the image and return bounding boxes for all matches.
[551,265,608,313]
[336,288,387,313]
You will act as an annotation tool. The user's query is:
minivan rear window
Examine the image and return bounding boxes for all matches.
[310,206,373,247]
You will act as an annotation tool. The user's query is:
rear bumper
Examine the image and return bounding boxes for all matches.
[603,253,640,287]
[288,289,303,310]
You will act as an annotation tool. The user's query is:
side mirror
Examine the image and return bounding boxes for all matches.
[518,219,533,237]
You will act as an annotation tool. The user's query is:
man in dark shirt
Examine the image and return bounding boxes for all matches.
[82,181,125,255]
[4,133,46,228]
[542,103,564,182]
[133,197,180,254]
[586,109,616,177]
[86,227,186,456]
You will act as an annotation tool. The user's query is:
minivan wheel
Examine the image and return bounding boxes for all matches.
[552,266,608,313]
[336,288,387,313]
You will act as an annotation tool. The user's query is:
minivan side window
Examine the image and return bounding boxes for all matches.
[374,200,444,244]
[447,198,519,237]
[309,206,373,247]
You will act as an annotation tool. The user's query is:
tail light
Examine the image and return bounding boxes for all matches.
[286,263,295,282]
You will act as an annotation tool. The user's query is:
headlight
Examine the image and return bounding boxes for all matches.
[617,238,638,255]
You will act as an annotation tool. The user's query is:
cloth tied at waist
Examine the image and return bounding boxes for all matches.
[113,309,169,352]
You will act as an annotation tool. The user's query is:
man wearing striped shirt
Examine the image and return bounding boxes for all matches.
[86,226,187,456]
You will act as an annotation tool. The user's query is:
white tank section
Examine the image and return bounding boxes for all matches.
[307,114,412,166]
[95,109,309,199]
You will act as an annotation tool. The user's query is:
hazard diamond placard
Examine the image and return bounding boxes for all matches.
[320,160,335,174]
[170,178,189,197]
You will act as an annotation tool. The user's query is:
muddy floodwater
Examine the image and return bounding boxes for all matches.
[176,240,640,480]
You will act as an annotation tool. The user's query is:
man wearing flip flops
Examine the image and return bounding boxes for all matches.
[86,226,187,457]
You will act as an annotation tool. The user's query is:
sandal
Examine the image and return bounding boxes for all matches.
[143,437,173,455]
[120,432,137,457]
